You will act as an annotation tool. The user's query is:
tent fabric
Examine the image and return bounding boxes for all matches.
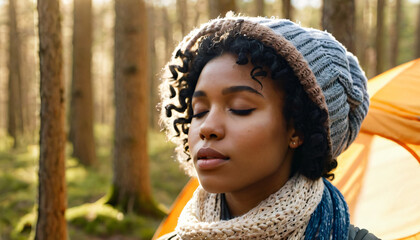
[361,59,420,161]
[152,59,420,240]
[334,133,420,239]
[153,178,199,238]
[332,133,372,218]
[352,58,420,239]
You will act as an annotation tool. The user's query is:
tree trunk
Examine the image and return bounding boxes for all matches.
[255,0,264,16]
[176,0,188,36]
[390,0,401,67]
[193,0,203,27]
[209,0,237,19]
[355,0,368,75]
[107,0,163,217]
[322,0,355,53]
[282,0,293,20]
[92,2,114,126]
[7,0,24,147]
[218,0,237,17]
[208,0,217,19]
[148,5,158,130]
[415,3,420,58]
[20,0,38,144]
[162,7,173,62]
[375,0,385,75]
[69,0,96,166]
[0,11,5,130]
[35,0,67,239]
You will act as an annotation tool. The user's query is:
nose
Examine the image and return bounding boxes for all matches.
[199,109,225,140]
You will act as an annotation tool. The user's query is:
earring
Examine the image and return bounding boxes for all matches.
[290,139,300,148]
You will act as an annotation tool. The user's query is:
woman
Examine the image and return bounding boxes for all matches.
[159,17,378,239]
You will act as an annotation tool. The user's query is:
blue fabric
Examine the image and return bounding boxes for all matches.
[304,178,350,240]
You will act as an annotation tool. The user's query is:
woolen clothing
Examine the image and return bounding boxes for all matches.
[158,175,379,239]
[158,16,374,240]
[159,226,380,240]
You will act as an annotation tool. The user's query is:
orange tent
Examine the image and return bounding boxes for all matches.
[153,59,420,240]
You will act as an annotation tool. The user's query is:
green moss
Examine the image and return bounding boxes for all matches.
[0,140,37,240]
[0,173,30,194]
[1,126,188,239]
[105,183,167,218]
[13,210,36,237]
[67,202,160,239]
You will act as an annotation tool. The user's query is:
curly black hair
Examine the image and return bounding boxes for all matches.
[161,32,337,180]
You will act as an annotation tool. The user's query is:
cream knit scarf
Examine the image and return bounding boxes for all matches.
[175,175,324,239]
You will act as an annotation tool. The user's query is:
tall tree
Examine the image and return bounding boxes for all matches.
[7,0,24,147]
[390,0,402,67]
[415,3,420,58]
[20,0,38,143]
[69,0,96,166]
[193,0,203,27]
[176,0,188,36]
[375,0,385,74]
[106,0,163,216]
[209,0,237,19]
[35,0,67,239]
[162,7,173,62]
[92,1,114,126]
[322,0,355,53]
[255,0,264,16]
[148,5,158,129]
[0,9,5,130]
[282,0,293,20]
[355,0,369,75]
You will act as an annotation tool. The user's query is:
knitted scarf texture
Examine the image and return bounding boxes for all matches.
[304,178,350,240]
[176,175,328,239]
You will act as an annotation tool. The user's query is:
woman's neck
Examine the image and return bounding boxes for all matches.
[224,155,292,217]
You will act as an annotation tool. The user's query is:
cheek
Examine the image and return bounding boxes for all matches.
[188,122,200,150]
[231,116,289,155]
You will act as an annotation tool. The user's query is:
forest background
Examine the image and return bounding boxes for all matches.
[1,0,420,239]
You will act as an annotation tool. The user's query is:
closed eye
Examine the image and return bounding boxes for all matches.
[192,111,208,119]
[230,108,256,116]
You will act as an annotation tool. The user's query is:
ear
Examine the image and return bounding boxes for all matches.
[289,131,303,149]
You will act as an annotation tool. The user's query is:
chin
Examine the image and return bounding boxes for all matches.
[198,175,230,193]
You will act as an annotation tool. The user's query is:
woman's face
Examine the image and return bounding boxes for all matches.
[188,53,296,196]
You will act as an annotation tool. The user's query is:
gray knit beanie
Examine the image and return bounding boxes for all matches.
[163,16,369,166]
[257,18,370,158]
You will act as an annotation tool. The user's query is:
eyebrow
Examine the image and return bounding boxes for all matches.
[192,91,206,98]
[192,85,264,98]
[222,86,263,97]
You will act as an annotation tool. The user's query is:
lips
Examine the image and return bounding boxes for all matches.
[197,148,229,160]
[196,148,229,170]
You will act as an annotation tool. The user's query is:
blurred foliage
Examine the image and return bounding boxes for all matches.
[0,125,187,239]
[66,200,159,239]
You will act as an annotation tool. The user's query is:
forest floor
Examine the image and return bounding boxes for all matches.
[0,125,189,240]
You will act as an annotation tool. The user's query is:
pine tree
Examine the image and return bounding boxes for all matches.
[209,0,237,19]
[7,0,24,147]
[376,0,385,74]
[282,0,293,20]
[322,0,355,52]
[106,0,164,216]
[69,0,96,166]
[35,0,67,238]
